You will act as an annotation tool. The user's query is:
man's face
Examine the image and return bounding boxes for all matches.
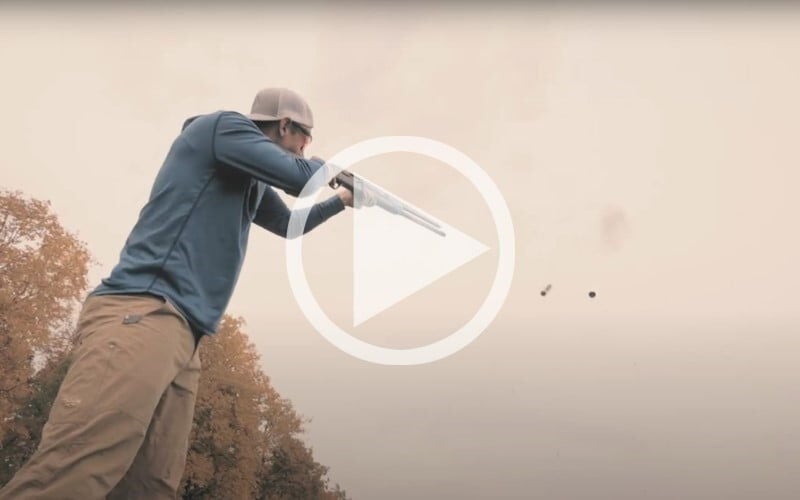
[278,120,312,157]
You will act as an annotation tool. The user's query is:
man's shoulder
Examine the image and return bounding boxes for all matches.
[182,110,255,132]
[182,110,224,132]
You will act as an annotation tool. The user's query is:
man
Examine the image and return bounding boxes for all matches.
[0,87,352,499]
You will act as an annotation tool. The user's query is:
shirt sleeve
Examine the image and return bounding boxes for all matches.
[253,185,346,239]
[213,111,326,197]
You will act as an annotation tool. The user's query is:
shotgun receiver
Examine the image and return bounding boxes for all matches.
[328,170,446,237]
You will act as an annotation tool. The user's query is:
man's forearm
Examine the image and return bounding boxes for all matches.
[254,193,345,239]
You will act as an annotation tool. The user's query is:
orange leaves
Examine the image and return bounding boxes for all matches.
[180,316,347,499]
[0,190,92,440]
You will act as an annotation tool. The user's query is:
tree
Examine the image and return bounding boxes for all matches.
[180,316,350,500]
[181,316,267,498]
[0,189,91,484]
[259,434,348,500]
[0,352,71,485]
[0,189,90,450]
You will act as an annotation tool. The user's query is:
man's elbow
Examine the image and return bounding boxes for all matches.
[262,214,317,239]
[278,219,305,240]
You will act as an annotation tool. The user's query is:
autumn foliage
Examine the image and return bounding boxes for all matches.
[0,190,91,442]
[182,316,348,499]
[0,190,349,499]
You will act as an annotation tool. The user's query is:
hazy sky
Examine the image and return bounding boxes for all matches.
[2,5,799,499]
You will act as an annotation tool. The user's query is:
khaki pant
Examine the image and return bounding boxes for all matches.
[0,293,202,500]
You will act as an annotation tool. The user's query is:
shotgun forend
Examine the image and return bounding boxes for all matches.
[328,170,446,237]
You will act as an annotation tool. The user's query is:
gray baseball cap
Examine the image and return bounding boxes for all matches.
[246,87,314,130]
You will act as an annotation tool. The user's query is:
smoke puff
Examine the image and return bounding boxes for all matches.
[600,206,631,251]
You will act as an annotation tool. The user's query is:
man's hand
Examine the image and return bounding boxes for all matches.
[326,163,378,209]
[336,186,353,207]
[334,185,379,209]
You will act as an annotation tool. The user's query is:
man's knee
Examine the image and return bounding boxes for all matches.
[0,410,148,500]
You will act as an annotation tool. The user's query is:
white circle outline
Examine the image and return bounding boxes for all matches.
[286,136,515,366]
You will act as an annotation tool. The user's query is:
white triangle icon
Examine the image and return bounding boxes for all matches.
[353,195,490,327]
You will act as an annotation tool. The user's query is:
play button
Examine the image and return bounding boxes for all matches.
[286,136,515,365]
[353,189,489,326]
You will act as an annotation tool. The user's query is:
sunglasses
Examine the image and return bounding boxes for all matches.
[289,121,312,141]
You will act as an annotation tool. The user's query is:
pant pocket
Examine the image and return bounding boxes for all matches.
[75,295,167,347]
[45,334,116,426]
[52,297,168,425]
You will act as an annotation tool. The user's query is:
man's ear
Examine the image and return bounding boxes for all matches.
[279,117,291,137]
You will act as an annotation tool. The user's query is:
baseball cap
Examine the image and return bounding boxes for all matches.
[246,87,314,131]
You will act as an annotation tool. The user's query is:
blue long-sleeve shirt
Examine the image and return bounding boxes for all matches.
[91,110,345,337]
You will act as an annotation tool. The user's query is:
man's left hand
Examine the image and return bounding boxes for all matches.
[335,186,353,208]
